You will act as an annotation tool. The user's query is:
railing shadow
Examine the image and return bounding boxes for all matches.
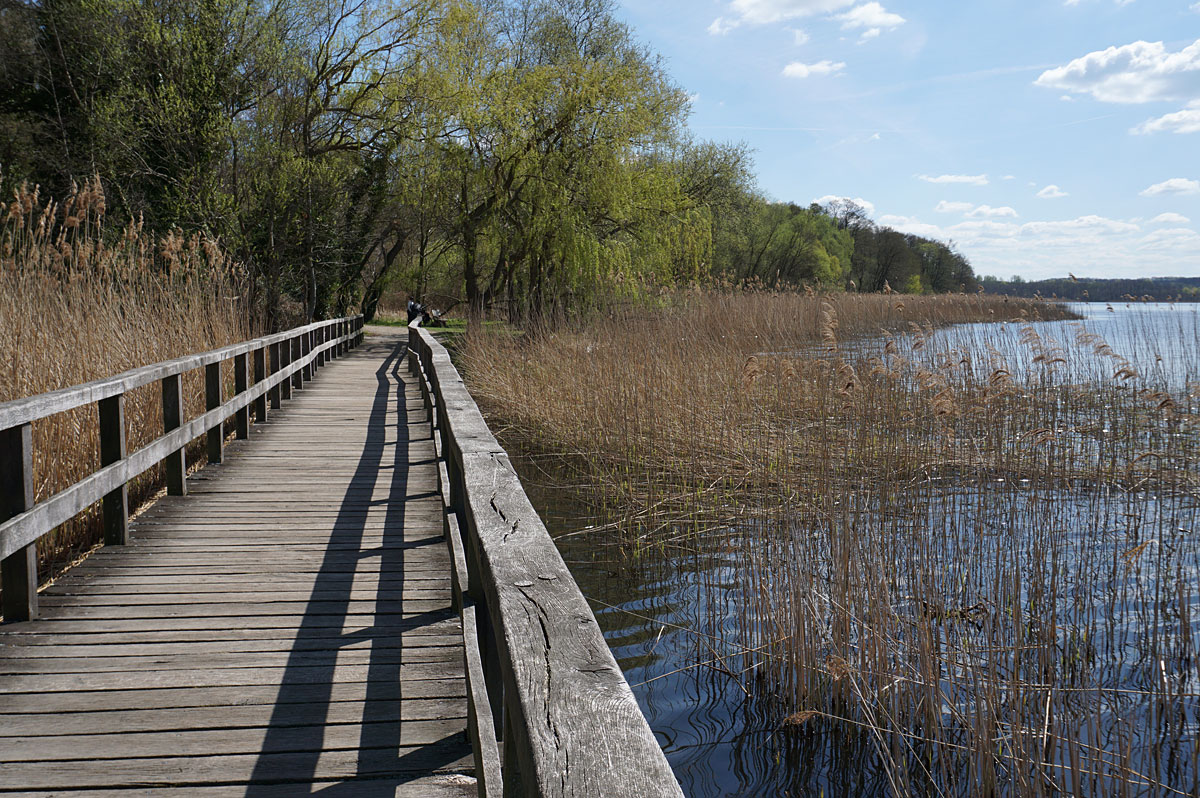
[245,337,467,795]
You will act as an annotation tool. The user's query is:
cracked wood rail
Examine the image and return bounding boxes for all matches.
[409,324,684,798]
[0,324,478,796]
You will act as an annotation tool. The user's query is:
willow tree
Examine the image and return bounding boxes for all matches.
[424,0,708,326]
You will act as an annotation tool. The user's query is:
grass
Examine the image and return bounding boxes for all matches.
[0,177,248,578]
[461,289,1199,797]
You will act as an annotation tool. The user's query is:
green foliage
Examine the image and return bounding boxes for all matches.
[980,275,1200,302]
[0,0,979,329]
[710,196,974,294]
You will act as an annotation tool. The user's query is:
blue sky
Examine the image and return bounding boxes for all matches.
[615,0,1200,280]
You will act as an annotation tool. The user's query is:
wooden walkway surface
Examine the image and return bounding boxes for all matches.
[0,328,475,797]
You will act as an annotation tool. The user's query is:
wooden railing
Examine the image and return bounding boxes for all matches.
[408,325,683,798]
[0,316,365,622]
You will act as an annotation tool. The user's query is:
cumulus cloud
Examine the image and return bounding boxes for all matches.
[790,27,810,45]
[934,201,974,213]
[1137,227,1200,251]
[1021,216,1139,236]
[1037,184,1068,198]
[1140,177,1200,196]
[1132,100,1200,134]
[837,2,905,41]
[783,60,845,78]
[878,214,945,238]
[709,0,855,34]
[708,17,737,35]
[813,195,875,215]
[918,173,989,185]
[881,210,1194,279]
[967,205,1019,218]
[1034,39,1200,103]
[1150,212,1191,224]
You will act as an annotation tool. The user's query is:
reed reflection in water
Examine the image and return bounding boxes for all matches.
[488,300,1199,797]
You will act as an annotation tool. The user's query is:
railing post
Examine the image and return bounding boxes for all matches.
[316,326,326,369]
[253,346,268,423]
[234,353,249,439]
[269,342,282,410]
[162,374,186,496]
[98,395,128,545]
[205,363,223,464]
[301,332,312,382]
[1,423,37,622]
[285,337,298,396]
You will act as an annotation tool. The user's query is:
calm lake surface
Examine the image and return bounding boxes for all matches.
[505,302,1200,797]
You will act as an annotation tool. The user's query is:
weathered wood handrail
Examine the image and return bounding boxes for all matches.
[408,325,683,798]
[0,316,365,622]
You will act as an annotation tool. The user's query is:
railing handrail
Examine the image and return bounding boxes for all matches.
[408,325,683,798]
[0,318,349,431]
[0,315,365,622]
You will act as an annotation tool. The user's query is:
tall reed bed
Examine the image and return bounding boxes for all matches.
[462,291,1199,797]
[0,178,248,572]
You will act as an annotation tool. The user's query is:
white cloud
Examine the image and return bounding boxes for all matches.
[858,27,882,41]
[1003,175,1016,181]
[708,17,737,35]
[837,3,905,31]
[1150,212,1191,224]
[918,173,989,185]
[967,204,1019,218]
[869,132,881,140]
[1137,227,1200,252]
[883,210,1193,280]
[1021,216,1139,236]
[813,195,875,215]
[1132,100,1200,134]
[837,2,904,29]
[1140,177,1200,196]
[1034,39,1200,103]
[790,27,810,45]
[1037,184,1068,198]
[878,214,945,238]
[709,0,856,33]
[783,60,846,78]
[934,200,974,214]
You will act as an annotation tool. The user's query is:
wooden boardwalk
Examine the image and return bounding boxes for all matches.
[0,328,475,797]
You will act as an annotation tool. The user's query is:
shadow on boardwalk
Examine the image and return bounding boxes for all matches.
[243,339,468,795]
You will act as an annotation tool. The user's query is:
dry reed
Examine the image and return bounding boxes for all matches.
[462,289,1199,797]
[0,177,248,574]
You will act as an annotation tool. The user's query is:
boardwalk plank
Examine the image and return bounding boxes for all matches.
[0,329,473,794]
[0,679,467,714]
[8,779,476,797]
[1,719,470,762]
[0,746,474,790]
[0,699,466,736]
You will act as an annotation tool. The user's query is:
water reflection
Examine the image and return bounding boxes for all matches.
[507,302,1200,797]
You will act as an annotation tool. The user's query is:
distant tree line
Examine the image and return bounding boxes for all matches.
[980,275,1200,302]
[0,0,979,328]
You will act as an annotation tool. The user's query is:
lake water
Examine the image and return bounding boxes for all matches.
[506,302,1200,797]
